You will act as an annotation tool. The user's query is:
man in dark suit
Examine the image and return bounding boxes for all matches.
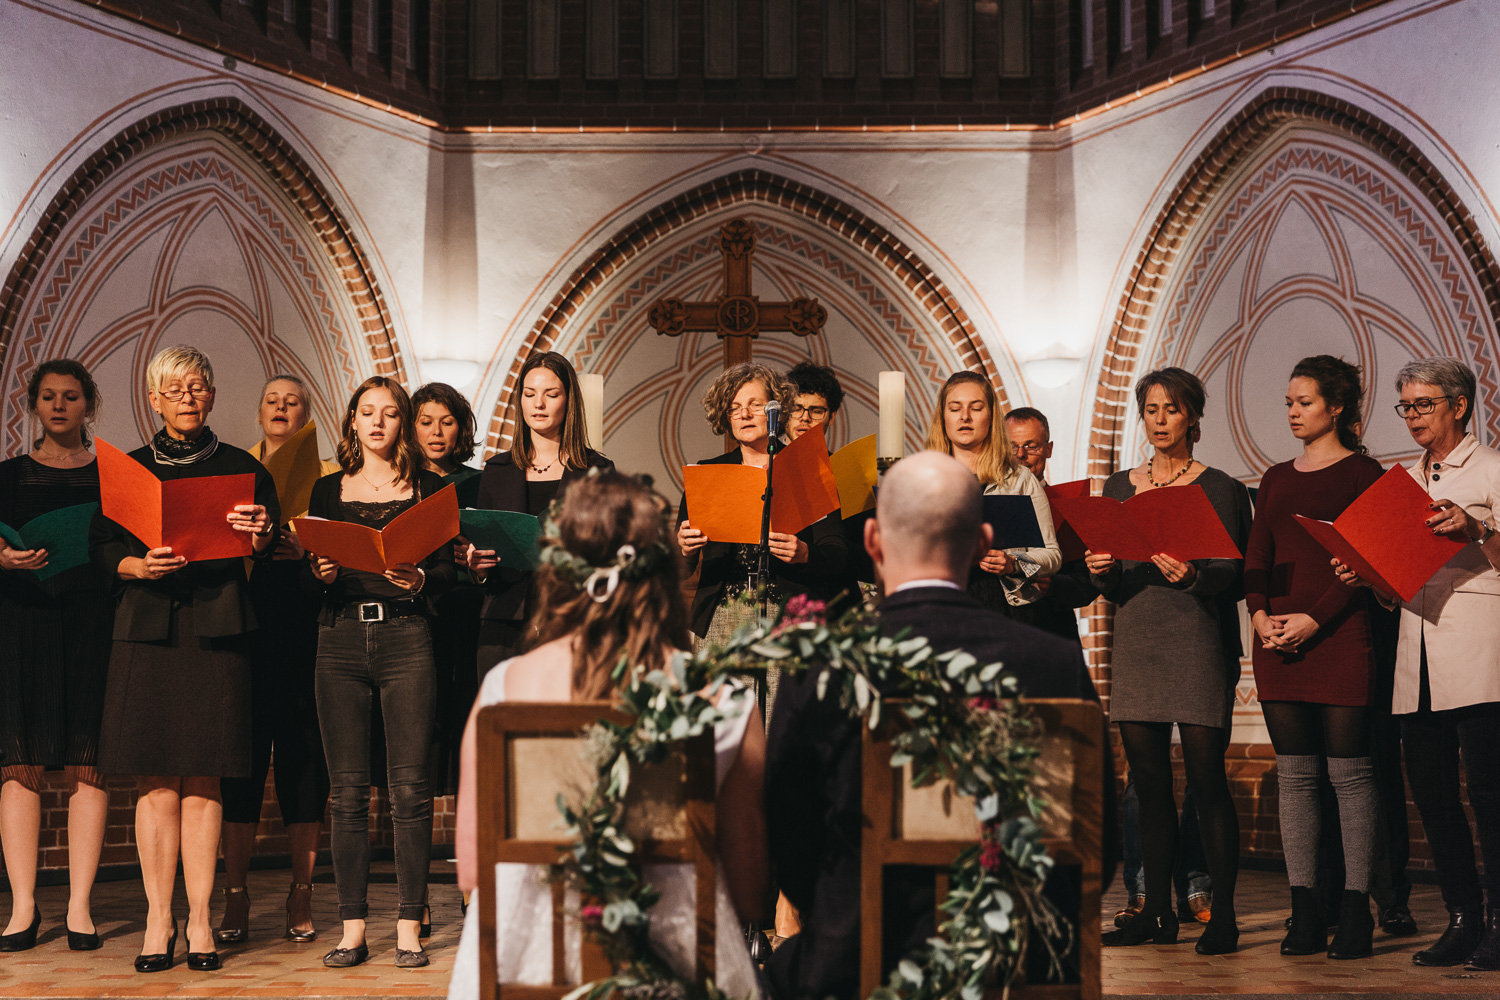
[764,450,1111,1000]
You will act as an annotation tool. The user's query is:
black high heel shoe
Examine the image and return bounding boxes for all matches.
[1102,910,1179,946]
[135,921,179,973]
[1195,915,1240,955]
[0,906,41,953]
[67,924,102,951]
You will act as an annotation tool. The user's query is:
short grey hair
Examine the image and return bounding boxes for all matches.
[146,345,214,394]
[1395,357,1476,431]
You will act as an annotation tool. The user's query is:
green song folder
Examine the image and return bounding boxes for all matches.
[0,502,99,581]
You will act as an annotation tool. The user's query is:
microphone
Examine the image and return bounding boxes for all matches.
[764,399,782,438]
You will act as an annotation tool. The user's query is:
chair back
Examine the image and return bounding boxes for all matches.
[859,697,1106,1000]
[474,701,718,999]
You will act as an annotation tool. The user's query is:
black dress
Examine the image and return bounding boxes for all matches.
[0,456,113,768]
[90,442,279,778]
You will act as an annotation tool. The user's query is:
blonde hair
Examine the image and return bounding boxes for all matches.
[146,345,214,394]
[922,371,1019,487]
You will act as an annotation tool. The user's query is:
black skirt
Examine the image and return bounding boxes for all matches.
[0,586,113,768]
[98,600,252,778]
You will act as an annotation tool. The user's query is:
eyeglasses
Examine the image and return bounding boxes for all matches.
[790,405,828,419]
[1011,442,1047,456]
[157,385,212,402]
[728,401,767,417]
[1393,396,1453,418]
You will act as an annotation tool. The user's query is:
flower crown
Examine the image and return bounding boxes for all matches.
[535,485,675,604]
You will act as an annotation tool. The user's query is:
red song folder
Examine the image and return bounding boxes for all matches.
[1045,479,1091,561]
[1292,466,1466,604]
[292,484,459,575]
[682,427,841,545]
[1048,483,1242,563]
[97,438,254,562]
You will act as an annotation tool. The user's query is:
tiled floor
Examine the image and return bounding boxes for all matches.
[0,863,1495,997]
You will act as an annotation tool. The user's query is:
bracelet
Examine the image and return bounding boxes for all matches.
[411,567,426,594]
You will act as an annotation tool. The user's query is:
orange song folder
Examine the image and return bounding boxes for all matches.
[682,426,841,545]
[97,438,254,562]
[1044,479,1091,561]
[1048,483,1241,563]
[292,484,459,575]
[1293,466,1466,604]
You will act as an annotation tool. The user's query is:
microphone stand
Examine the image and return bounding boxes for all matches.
[754,434,781,592]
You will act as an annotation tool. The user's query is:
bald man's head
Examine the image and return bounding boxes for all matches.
[868,450,989,588]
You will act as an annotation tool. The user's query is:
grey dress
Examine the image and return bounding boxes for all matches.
[1091,466,1253,729]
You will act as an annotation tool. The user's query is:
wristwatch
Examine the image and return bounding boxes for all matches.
[1475,519,1496,545]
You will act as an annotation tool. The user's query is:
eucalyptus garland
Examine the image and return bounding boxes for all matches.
[555,594,1068,1000]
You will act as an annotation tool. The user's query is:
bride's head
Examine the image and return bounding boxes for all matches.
[529,470,689,699]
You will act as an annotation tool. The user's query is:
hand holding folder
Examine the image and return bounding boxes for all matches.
[98,439,255,562]
[1293,466,1466,603]
[1048,483,1241,563]
[0,503,99,581]
[293,484,459,575]
[458,509,542,571]
[682,426,841,545]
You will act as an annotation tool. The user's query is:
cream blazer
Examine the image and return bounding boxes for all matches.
[1393,434,1500,714]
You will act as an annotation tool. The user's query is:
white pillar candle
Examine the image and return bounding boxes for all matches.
[580,373,605,449]
[877,370,906,459]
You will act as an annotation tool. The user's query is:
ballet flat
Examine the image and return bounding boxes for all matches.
[322,943,370,968]
[395,947,430,968]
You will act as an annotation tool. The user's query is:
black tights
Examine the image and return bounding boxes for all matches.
[1117,721,1238,921]
[1261,702,1369,759]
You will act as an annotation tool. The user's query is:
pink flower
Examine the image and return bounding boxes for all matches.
[581,905,604,926]
[980,837,1003,873]
[774,594,828,634]
[968,695,998,713]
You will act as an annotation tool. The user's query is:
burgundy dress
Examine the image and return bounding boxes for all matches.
[1243,454,1385,706]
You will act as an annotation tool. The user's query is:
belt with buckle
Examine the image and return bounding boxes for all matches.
[337,599,425,624]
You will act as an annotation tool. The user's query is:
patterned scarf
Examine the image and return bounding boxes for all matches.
[150,426,219,466]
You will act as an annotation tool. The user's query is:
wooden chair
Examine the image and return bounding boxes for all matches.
[473,702,718,1000]
[859,697,1107,1000]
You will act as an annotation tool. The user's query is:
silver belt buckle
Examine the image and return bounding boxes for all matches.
[356,602,385,623]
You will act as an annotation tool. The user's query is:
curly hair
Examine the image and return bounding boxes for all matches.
[1289,355,1367,455]
[527,471,691,699]
[413,381,478,464]
[786,361,845,414]
[27,359,101,446]
[700,362,794,437]
[335,376,423,485]
[922,371,1019,487]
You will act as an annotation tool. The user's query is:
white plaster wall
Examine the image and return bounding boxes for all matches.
[2,0,1497,480]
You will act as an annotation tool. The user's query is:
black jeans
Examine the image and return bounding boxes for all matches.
[315,614,436,922]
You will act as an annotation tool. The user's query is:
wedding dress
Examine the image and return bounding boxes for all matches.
[447,659,765,999]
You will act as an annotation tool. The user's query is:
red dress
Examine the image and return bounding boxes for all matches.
[1243,454,1385,706]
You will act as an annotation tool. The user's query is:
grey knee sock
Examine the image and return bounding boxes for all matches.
[1277,754,1323,888]
[1327,755,1378,893]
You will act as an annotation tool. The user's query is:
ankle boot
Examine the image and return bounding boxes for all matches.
[1327,891,1373,959]
[1281,886,1327,956]
[1464,906,1500,971]
[1412,905,1484,966]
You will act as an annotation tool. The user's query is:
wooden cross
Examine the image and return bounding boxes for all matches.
[647,218,827,368]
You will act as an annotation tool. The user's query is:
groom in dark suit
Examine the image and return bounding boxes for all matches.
[763,450,1109,1000]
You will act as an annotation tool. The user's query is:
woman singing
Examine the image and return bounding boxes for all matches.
[1087,367,1251,955]
[91,345,279,972]
[448,471,768,999]
[677,363,847,651]
[923,371,1062,627]
[466,353,612,675]
[1244,356,1384,959]
[217,375,334,946]
[1335,357,1500,971]
[303,376,454,969]
[0,360,111,953]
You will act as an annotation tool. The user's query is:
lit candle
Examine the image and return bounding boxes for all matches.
[580,373,605,449]
[877,371,906,459]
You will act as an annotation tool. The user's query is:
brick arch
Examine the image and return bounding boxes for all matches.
[1080,86,1500,683]
[482,168,1002,452]
[0,97,404,382]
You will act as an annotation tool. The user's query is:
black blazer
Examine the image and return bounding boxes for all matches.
[90,442,279,641]
[678,448,848,637]
[764,585,1112,1000]
[473,449,613,621]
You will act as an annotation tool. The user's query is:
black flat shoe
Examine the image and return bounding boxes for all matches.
[0,906,41,952]
[1379,902,1420,937]
[1195,916,1240,955]
[135,923,179,973]
[322,943,370,968]
[187,950,222,971]
[1102,910,1178,946]
[395,947,429,968]
[67,928,102,951]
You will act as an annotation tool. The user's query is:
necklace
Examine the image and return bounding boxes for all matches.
[530,458,556,475]
[1146,455,1195,488]
[34,444,89,463]
[359,467,398,492]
